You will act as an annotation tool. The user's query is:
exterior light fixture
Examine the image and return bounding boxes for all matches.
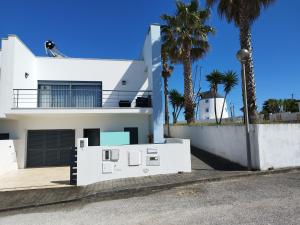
[236,49,252,170]
[25,72,29,79]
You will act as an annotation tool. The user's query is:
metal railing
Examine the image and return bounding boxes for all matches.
[12,89,152,109]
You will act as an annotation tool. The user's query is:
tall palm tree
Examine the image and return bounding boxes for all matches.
[206,70,223,123]
[206,0,275,122]
[219,71,238,124]
[161,43,174,136]
[169,89,184,124]
[161,0,214,124]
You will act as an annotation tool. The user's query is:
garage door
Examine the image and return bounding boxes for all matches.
[27,130,75,167]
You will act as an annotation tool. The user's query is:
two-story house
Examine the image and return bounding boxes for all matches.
[0,25,164,169]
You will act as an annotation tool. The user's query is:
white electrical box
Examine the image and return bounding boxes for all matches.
[111,149,120,161]
[147,147,158,154]
[102,162,114,173]
[146,155,160,166]
[128,151,141,166]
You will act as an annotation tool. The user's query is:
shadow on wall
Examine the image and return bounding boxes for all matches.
[151,39,163,129]
[103,61,149,107]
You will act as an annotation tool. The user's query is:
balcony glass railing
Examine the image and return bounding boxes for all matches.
[12,89,152,109]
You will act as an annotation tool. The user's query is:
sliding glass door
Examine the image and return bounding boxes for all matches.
[38,81,102,108]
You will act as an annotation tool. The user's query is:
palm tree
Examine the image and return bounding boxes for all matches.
[169,89,184,124]
[161,43,174,136]
[161,0,214,124]
[206,70,223,123]
[206,0,275,122]
[219,71,238,124]
[261,99,281,119]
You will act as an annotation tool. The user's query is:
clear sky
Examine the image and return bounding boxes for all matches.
[1,0,299,120]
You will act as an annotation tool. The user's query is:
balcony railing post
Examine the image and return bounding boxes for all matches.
[16,89,19,108]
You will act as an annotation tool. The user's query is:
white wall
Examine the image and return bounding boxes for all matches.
[0,140,18,176]
[77,138,191,185]
[199,98,229,121]
[257,124,300,170]
[0,36,36,115]
[36,58,148,107]
[0,114,151,168]
[0,35,150,111]
[141,25,164,143]
[168,125,256,168]
[168,124,300,170]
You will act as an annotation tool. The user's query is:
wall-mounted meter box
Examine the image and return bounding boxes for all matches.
[147,147,158,154]
[102,149,111,161]
[80,140,85,148]
[128,151,141,166]
[102,162,114,173]
[102,149,119,161]
[110,149,119,161]
[146,155,160,166]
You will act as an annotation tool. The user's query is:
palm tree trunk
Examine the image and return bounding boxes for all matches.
[219,93,228,124]
[183,47,195,124]
[239,4,258,123]
[173,111,177,124]
[214,95,218,124]
[163,76,170,136]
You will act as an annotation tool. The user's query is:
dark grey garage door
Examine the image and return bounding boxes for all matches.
[27,130,75,167]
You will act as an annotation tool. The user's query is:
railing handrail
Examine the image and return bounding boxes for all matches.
[13,88,152,93]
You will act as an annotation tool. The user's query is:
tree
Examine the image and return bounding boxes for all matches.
[219,71,238,124]
[169,89,184,124]
[206,0,275,122]
[261,99,282,119]
[161,0,214,124]
[161,43,174,136]
[282,99,299,113]
[261,98,299,119]
[206,70,223,123]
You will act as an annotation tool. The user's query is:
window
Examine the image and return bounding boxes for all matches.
[205,108,209,113]
[38,81,102,108]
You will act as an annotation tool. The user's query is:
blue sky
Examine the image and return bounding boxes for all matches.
[0,0,299,120]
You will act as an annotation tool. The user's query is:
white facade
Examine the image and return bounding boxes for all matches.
[199,97,229,121]
[0,25,165,170]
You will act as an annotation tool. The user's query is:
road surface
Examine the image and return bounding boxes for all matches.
[0,171,299,225]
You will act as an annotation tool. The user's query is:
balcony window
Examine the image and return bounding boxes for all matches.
[38,81,102,108]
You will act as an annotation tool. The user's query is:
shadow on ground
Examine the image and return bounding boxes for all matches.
[191,146,246,171]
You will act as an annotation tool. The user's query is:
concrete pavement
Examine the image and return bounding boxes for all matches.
[0,147,298,212]
[0,167,70,191]
[0,171,299,225]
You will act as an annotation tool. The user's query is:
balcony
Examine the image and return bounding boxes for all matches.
[12,89,152,111]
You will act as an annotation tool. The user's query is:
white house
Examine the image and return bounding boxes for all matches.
[199,90,229,121]
[0,25,166,169]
